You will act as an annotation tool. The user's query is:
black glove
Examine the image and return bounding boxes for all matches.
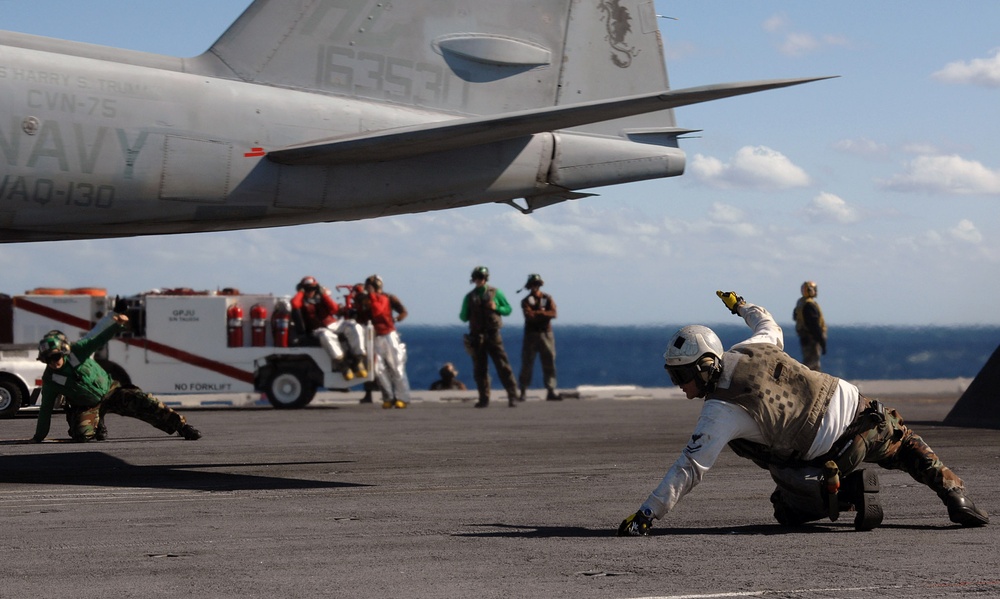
[617,510,653,537]
[112,295,129,315]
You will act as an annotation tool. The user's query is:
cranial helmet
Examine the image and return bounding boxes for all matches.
[365,274,383,292]
[524,274,543,288]
[470,266,489,282]
[663,325,724,394]
[298,276,319,291]
[37,330,71,363]
[801,281,818,298]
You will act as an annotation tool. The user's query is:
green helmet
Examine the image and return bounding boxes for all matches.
[524,273,543,288]
[37,330,70,363]
[470,266,489,282]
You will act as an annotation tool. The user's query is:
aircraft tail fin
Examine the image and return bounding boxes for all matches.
[199,0,675,132]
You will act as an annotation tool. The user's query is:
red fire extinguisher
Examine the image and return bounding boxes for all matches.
[271,299,291,348]
[226,303,244,347]
[250,303,268,347]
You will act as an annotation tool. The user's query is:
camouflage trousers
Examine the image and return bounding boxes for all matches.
[769,397,966,521]
[467,330,518,404]
[799,339,823,372]
[519,330,557,392]
[65,385,188,442]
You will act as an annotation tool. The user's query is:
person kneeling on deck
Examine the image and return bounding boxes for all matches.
[31,301,201,443]
[618,291,988,536]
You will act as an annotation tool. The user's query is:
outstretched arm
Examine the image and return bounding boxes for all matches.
[618,400,762,535]
[717,290,783,350]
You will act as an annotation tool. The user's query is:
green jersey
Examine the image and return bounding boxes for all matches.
[33,318,122,442]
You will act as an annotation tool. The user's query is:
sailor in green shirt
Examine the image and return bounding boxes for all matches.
[459,266,519,408]
[32,304,201,443]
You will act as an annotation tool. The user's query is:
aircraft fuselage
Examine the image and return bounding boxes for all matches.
[0,0,825,243]
[0,40,570,241]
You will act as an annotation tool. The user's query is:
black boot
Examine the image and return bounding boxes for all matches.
[360,382,374,404]
[178,424,202,440]
[769,489,810,527]
[945,490,989,527]
[841,469,883,531]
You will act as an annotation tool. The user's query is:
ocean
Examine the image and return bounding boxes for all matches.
[397,324,1000,391]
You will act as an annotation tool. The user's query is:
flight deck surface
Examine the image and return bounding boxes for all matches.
[2,388,996,598]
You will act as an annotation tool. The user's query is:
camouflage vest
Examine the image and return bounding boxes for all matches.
[793,297,826,339]
[522,292,555,333]
[466,286,502,334]
[711,343,837,460]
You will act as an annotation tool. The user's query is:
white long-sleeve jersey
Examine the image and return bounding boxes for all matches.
[640,303,859,520]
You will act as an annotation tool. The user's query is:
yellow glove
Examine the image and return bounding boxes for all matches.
[716,290,744,315]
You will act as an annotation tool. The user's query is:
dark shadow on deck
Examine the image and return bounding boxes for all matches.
[0,452,368,491]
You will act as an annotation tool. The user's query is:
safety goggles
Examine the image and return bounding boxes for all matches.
[664,364,698,387]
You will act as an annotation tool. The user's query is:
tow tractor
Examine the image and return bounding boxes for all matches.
[0,287,373,414]
[0,343,45,418]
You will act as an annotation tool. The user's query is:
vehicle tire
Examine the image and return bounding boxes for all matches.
[264,368,316,409]
[0,379,24,419]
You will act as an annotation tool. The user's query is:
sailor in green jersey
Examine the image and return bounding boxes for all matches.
[32,303,201,443]
[459,266,519,408]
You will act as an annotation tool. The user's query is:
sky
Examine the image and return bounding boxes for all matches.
[1,1,999,327]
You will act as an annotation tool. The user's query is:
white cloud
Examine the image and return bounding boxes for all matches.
[779,32,820,56]
[932,48,1000,88]
[762,13,850,56]
[706,202,760,237]
[804,192,860,224]
[880,155,1000,195]
[900,142,940,156]
[833,137,889,159]
[690,146,811,191]
[949,219,983,244]
[762,14,789,33]
[785,234,833,258]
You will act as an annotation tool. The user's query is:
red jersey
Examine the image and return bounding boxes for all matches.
[368,291,395,336]
[290,290,340,329]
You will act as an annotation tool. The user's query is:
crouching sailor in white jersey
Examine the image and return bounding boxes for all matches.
[618,291,989,536]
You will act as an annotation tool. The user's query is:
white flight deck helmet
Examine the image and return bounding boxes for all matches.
[663,325,724,395]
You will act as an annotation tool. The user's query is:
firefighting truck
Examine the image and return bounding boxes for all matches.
[0,287,374,415]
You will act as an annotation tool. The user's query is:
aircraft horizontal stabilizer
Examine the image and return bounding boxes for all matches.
[267,76,835,166]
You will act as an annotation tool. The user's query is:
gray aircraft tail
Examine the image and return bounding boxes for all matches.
[197,0,675,134]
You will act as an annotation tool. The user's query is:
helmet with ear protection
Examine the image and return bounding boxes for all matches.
[470,266,489,282]
[37,330,71,363]
[663,325,724,394]
[297,276,319,292]
[365,274,383,292]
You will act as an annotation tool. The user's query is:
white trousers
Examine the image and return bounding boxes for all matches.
[374,331,411,403]
[314,320,366,362]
